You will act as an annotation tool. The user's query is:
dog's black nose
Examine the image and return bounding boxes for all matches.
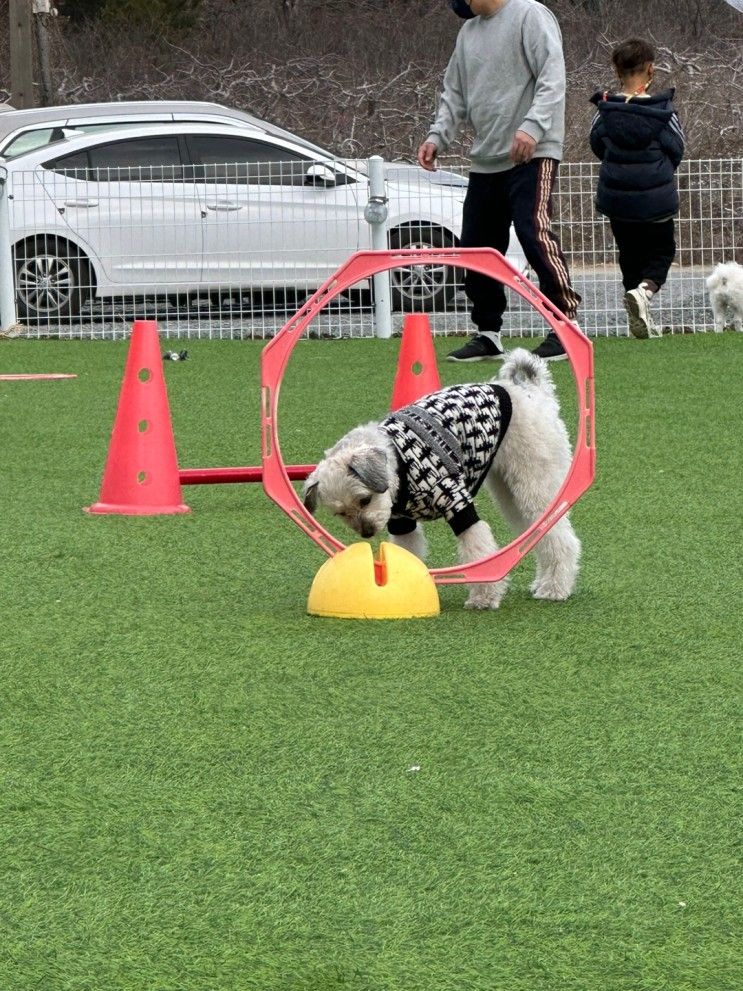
[360,523,376,538]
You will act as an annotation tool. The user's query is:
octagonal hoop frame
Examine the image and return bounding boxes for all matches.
[261,248,595,585]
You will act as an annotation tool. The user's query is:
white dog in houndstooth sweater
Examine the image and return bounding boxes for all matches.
[303,349,581,610]
[706,262,743,332]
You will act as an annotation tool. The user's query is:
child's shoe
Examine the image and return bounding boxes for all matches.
[624,284,660,339]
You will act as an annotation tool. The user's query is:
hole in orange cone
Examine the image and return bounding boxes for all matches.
[374,555,387,586]
[138,419,150,433]
[411,361,423,376]
[138,368,151,382]
[137,471,149,485]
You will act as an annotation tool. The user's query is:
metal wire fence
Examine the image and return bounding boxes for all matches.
[1,154,740,340]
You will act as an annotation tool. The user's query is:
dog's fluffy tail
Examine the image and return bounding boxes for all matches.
[496,347,555,396]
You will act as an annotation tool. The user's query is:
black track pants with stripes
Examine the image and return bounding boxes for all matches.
[459,158,581,332]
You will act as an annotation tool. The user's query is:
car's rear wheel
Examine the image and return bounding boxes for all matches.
[389,224,461,312]
[14,238,92,323]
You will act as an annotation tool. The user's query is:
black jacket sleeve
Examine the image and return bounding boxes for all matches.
[589,111,606,160]
[588,92,606,160]
[659,111,685,169]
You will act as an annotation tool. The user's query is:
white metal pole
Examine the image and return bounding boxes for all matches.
[365,155,393,340]
[0,168,20,334]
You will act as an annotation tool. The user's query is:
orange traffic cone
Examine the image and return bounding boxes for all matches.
[86,320,190,516]
[390,313,441,411]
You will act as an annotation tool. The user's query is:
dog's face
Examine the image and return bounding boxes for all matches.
[303,441,394,539]
[707,261,743,293]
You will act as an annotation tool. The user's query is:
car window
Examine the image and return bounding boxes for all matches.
[45,150,91,178]
[86,135,184,182]
[4,126,67,158]
[186,135,311,185]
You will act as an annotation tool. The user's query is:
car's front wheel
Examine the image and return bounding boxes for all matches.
[14,238,92,323]
[389,224,461,312]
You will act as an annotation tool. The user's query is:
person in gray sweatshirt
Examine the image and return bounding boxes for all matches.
[419,0,581,362]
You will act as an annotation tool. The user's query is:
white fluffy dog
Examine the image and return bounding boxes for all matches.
[706,261,743,332]
[303,349,581,610]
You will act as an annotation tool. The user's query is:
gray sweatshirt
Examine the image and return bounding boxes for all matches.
[426,0,566,173]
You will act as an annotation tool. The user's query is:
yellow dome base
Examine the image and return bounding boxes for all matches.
[307,541,440,620]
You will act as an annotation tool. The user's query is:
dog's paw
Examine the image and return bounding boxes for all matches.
[464,585,504,610]
[530,577,572,601]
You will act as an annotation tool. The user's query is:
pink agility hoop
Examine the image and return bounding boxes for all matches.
[261,248,595,586]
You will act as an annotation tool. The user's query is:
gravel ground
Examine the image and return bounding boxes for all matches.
[19,265,721,341]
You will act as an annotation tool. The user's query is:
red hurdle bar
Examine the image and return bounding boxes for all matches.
[179,465,315,485]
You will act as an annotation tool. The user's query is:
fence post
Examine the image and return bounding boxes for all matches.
[0,168,20,335]
[364,155,393,340]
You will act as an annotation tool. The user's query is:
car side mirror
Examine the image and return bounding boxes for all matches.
[304,163,338,188]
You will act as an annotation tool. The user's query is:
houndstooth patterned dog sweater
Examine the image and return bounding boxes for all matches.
[381,382,512,536]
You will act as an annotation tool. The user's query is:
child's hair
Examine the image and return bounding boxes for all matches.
[612,38,655,78]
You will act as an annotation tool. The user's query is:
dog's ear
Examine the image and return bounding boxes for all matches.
[348,447,389,494]
[303,478,319,513]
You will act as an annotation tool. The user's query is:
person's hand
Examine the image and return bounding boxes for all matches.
[510,130,537,165]
[417,141,438,172]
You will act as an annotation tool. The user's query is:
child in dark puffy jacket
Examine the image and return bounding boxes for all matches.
[590,38,685,338]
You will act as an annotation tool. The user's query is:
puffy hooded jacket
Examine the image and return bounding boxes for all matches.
[589,88,685,221]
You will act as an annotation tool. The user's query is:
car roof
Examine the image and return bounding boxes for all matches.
[0,100,331,157]
[0,100,248,134]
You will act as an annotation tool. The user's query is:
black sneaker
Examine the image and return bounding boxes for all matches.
[447,334,506,363]
[531,332,567,362]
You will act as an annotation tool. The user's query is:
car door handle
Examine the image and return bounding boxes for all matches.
[205,201,243,212]
[63,199,99,208]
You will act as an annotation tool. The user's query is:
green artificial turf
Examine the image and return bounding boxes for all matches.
[0,333,739,990]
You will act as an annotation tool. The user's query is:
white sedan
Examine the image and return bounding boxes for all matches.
[4,121,483,323]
